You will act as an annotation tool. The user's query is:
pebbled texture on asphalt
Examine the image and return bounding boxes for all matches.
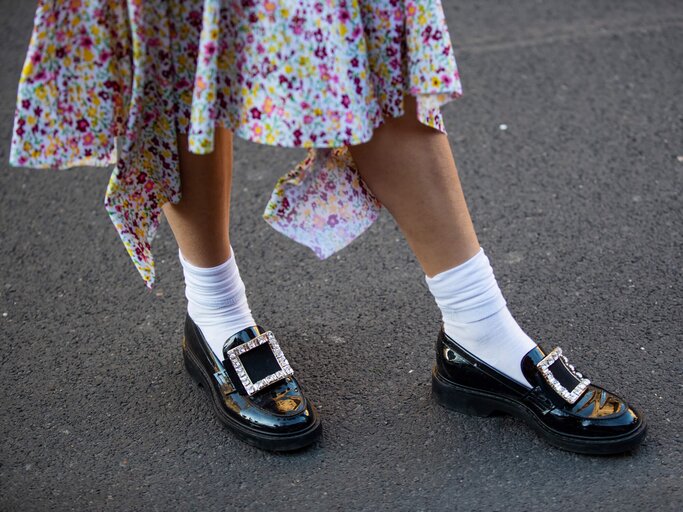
[1,1,681,510]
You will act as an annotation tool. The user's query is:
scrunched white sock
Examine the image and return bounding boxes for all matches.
[425,247,536,388]
[179,247,256,361]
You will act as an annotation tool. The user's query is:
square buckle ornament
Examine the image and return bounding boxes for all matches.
[225,331,294,396]
[536,347,591,404]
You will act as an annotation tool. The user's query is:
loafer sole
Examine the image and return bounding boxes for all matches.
[183,338,322,452]
[432,367,647,455]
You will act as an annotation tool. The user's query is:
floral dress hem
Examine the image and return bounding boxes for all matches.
[9,0,463,287]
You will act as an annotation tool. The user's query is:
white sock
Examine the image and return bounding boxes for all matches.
[179,247,256,361]
[425,247,537,388]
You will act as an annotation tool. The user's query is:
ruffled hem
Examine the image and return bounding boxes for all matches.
[9,0,462,288]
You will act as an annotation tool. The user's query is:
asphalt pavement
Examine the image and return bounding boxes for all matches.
[1,1,682,510]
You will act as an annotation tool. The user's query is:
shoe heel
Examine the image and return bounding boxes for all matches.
[432,367,504,417]
[182,339,206,390]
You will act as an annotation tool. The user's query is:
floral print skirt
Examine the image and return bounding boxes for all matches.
[10,0,462,287]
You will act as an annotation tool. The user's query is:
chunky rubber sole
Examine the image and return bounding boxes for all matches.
[432,367,647,455]
[182,337,322,452]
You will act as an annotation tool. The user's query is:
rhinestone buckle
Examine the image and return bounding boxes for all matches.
[225,331,294,396]
[536,347,591,404]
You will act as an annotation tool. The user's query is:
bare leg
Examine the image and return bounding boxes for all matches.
[349,94,537,388]
[163,126,255,359]
[162,127,234,266]
[347,95,479,277]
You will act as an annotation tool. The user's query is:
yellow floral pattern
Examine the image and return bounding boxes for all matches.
[10,0,462,287]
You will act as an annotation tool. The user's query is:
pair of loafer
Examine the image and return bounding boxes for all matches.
[182,316,646,454]
[432,327,647,454]
[182,315,322,451]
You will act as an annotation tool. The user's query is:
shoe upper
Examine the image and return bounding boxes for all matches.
[183,315,318,435]
[436,327,644,438]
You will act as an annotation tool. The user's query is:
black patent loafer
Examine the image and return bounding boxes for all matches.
[182,315,322,451]
[432,327,647,455]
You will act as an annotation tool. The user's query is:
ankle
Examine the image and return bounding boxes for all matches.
[426,247,537,388]
[179,247,256,361]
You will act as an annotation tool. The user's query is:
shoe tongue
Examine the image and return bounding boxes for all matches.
[523,345,547,365]
[222,325,267,359]
[520,345,547,383]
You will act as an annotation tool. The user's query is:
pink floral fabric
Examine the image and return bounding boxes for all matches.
[10,0,462,287]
